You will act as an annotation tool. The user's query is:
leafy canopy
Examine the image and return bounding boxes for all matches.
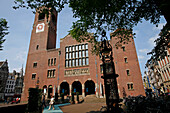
[13,0,169,54]
[0,18,9,51]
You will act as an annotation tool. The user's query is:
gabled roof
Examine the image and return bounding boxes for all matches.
[0,61,4,67]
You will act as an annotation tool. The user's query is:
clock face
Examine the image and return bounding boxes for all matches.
[36,23,45,33]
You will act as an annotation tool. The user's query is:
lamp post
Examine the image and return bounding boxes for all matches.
[100,31,120,112]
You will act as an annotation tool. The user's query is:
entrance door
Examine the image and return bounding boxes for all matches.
[85,80,95,95]
[72,81,82,95]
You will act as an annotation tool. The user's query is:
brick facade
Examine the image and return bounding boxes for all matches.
[21,9,145,102]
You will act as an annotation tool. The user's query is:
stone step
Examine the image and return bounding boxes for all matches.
[84,95,106,103]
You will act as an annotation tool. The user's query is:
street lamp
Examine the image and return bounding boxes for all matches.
[100,31,120,113]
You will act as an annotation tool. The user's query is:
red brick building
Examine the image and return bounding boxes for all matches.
[21,9,145,102]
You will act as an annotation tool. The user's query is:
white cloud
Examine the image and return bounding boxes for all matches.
[148,35,158,46]
[153,23,166,31]
[139,49,149,53]
[138,55,145,60]
[15,51,27,62]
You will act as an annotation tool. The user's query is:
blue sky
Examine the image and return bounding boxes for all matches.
[0,0,166,76]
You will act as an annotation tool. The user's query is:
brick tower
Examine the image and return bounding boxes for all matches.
[21,9,57,102]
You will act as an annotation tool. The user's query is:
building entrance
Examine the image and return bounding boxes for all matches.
[48,85,53,98]
[60,82,69,95]
[72,81,82,95]
[85,80,95,95]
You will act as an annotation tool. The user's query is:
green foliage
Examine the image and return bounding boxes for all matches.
[0,18,9,50]
[13,0,169,55]
[27,88,42,113]
[146,24,170,66]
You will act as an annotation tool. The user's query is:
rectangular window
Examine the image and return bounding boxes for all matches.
[82,58,85,65]
[86,58,89,65]
[33,62,37,68]
[69,46,72,52]
[53,70,55,77]
[82,44,85,49]
[72,59,75,67]
[72,52,75,58]
[65,43,88,67]
[66,53,68,59]
[85,44,88,49]
[79,45,81,50]
[76,52,78,58]
[69,60,71,67]
[69,53,72,59]
[76,59,78,66]
[82,51,85,57]
[32,74,36,79]
[66,47,68,52]
[51,59,53,66]
[79,51,82,57]
[86,50,88,57]
[65,60,68,67]
[124,58,128,63]
[54,58,56,66]
[76,45,78,51]
[127,83,134,90]
[126,70,130,76]
[72,46,75,51]
[79,59,82,66]
[122,46,125,51]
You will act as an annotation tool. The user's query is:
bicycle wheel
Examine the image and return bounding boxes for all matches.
[100,106,107,112]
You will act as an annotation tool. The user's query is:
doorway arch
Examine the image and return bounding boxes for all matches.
[48,85,53,98]
[60,82,69,95]
[85,80,95,95]
[72,81,82,95]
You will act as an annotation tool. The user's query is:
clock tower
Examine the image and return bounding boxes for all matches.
[28,9,57,53]
[21,9,57,102]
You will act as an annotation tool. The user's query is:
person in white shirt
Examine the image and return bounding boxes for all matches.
[48,95,55,110]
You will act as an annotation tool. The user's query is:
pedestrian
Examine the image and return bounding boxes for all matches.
[48,95,55,110]
[42,94,46,108]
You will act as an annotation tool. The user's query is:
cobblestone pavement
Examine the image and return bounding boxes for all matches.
[60,103,106,113]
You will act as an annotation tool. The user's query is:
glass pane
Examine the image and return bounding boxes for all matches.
[66,53,68,59]
[82,58,85,65]
[65,60,68,67]
[66,47,68,52]
[79,51,81,57]
[82,44,85,49]
[82,51,85,57]
[86,58,89,65]
[76,45,78,50]
[69,46,72,51]
[79,59,82,66]
[72,59,75,66]
[85,44,88,49]
[76,59,78,66]
[69,60,71,67]
[69,53,72,59]
[76,52,78,58]
[72,52,75,58]
[86,50,88,57]
[79,45,81,50]
[72,46,75,51]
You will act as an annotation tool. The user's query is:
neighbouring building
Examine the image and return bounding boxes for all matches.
[4,68,24,100]
[14,68,24,98]
[4,73,15,100]
[0,60,9,100]
[21,8,145,102]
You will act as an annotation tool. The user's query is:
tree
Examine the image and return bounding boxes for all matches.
[146,24,169,66]
[0,18,9,50]
[13,0,170,53]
